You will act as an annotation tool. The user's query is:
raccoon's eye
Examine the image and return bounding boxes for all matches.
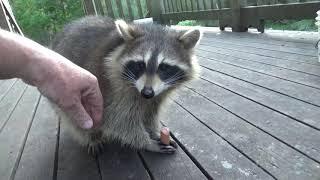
[125,61,146,79]
[158,63,185,83]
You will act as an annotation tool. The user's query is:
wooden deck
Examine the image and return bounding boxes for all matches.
[1,28,320,180]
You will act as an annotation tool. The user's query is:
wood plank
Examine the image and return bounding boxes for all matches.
[203,31,316,51]
[170,0,175,12]
[200,41,319,63]
[190,0,194,11]
[98,143,150,179]
[187,77,320,163]
[201,28,317,47]
[194,56,320,112]
[95,0,105,15]
[196,0,200,10]
[105,0,115,18]
[197,46,320,76]
[136,0,144,17]
[126,0,134,20]
[201,37,317,57]
[14,97,59,180]
[162,102,273,179]
[83,0,96,15]
[0,80,27,130]
[174,87,320,179]
[180,0,185,11]
[197,48,320,90]
[140,144,207,179]
[242,1,320,21]
[116,0,125,19]
[57,115,100,180]
[0,86,41,180]
[172,26,317,47]
[202,0,207,9]
[0,1,10,31]
[0,79,17,101]
[198,43,319,67]
[197,62,320,130]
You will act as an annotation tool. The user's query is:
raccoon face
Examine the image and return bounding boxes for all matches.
[112,20,201,99]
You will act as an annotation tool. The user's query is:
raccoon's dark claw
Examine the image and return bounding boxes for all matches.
[144,139,178,154]
[87,142,104,156]
[159,144,176,154]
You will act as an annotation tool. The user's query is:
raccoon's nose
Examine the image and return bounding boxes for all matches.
[141,87,154,99]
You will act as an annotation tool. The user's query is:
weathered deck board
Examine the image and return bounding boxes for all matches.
[140,147,207,180]
[0,86,40,180]
[198,64,320,130]
[197,47,320,76]
[175,87,320,179]
[197,48,320,90]
[0,80,27,130]
[14,97,59,180]
[162,102,273,179]
[201,37,317,56]
[98,143,151,180]
[200,40,319,65]
[0,79,17,102]
[186,78,320,163]
[57,120,101,180]
[197,56,320,108]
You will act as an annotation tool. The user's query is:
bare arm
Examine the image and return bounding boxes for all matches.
[0,29,103,129]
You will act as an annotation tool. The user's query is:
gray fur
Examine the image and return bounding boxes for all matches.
[51,16,201,154]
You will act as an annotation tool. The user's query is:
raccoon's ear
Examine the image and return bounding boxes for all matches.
[178,29,202,49]
[115,19,139,41]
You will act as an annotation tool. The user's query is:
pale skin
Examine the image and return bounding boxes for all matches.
[0,29,103,129]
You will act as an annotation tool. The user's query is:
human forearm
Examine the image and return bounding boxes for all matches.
[0,29,103,129]
[0,29,51,85]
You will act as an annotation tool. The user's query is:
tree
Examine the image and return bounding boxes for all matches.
[10,0,84,45]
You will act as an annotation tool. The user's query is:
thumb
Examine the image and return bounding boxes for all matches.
[66,103,94,129]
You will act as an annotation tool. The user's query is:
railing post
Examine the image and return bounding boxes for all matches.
[149,0,163,23]
[231,0,246,32]
[82,0,97,15]
[0,1,10,31]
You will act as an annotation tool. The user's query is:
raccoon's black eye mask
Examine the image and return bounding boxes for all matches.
[158,63,185,83]
[124,61,146,79]
[123,61,185,83]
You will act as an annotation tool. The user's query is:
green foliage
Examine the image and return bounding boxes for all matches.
[265,19,317,32]
[177,20,200,26]
[10,0,84,45]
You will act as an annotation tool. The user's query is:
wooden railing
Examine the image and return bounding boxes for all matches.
[84,0,320,33]
[83,0,152,21]
[0,0,23,35]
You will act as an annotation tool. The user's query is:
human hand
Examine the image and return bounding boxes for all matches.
[34,52,103,129]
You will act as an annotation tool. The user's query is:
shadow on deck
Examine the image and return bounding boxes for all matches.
[1,28,320,180]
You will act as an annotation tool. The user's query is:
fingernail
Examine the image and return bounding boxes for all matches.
[82,120,93,129]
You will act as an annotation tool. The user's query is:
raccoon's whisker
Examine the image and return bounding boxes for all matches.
[121,74,136,83]
[120,63,137,79]
[165,75,186,85]
[121,70,136,81]
[164,72,185,84]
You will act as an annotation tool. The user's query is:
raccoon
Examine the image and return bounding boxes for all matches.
[52,16,201,154]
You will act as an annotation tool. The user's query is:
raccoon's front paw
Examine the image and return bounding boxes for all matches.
[86,131,104,155]
[145,139,178,154]
[87,141,104,156]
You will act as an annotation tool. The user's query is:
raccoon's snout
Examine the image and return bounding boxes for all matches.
[141,87,154,99]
